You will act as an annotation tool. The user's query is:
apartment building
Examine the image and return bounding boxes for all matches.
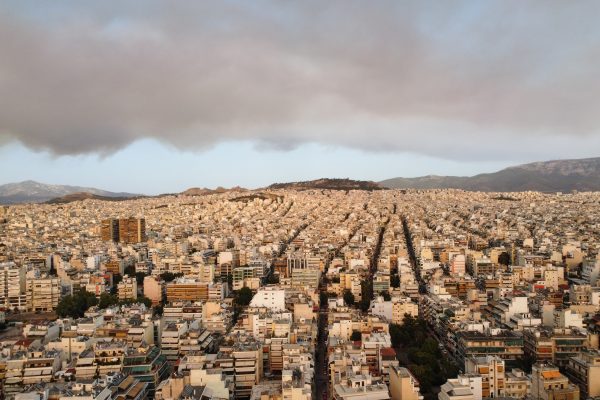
[531,363,580,400]
[118,275,138,301]
[0,261,27,311]
[389,365,423,400]
[26,276,60,312]
[166,279,208,302]
[564,349,600,399]
[119,217,147,244]
[464,356,505,398]
[143,275,165,305]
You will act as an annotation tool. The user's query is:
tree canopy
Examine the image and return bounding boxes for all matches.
[234,286,254,306]
[343,290,355,306]
[160,272,183,282]
[56,290,99,318]
[498,251,511,266]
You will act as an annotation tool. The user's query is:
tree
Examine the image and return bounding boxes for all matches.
[113,274,123,286]
[153,304,164,316]
[390,275,400,288]
[320,292,328,307]
[266,273,280,284]
[380,291,391,301]
[56,290,98,318]
[234,286,253,306]
[343,290,355,306]
[139,296,152,308]
[160,272,183,282]
[135,272,146,286]
[359,279,373,312]
[124,265,136,276]
[98,293,119,309]
[498,251,511,266]
[350,330,362,341]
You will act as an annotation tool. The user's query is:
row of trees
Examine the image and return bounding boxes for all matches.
[56,290,154,318]
[390,315,459,399]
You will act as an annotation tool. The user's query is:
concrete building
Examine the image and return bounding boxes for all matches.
[119,217,147,244]
[249,287,286,311]
[118,275,138,301]
[0,262,27,311]
[26,276,60,312]
[464,356,505,398]
[166,279,208,302]
[389,365,423,400]
[531,363,579,400]
[438,375,481,400]
[143,275,164,305]
[565,350,600,399]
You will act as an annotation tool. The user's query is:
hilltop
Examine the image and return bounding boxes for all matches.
[380,157,600,192]
[0,180,140,204]
[267,178,384,191]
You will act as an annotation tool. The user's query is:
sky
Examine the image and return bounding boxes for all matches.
[1,1,600,193]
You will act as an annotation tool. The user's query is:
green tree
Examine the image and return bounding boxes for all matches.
[390,275,400,288]
[234,286,253,306]
[266,273,280,284]
[138,296,152,308]
[135,272,146,286]
[56,290,99,318]
[113,274,123,286]
[343,290,355,306]
[98,293,119,309]
[359,280,373,312]
[350,330,362,341]
[498,251,511,266]
[160,272,183,282]
[380,291,391,301]
[124,265,136,276]
[153,304,164,316]
[319,292,328,307]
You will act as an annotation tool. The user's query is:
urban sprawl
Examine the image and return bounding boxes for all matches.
[1,189,600,400]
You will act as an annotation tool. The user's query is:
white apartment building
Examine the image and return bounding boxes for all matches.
[0,262,27,311]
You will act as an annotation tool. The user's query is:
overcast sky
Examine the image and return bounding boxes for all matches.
[1,1,600,193]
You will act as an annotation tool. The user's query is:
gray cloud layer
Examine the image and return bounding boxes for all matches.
[1,1,600,160]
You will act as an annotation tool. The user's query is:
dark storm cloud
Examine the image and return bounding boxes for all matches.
[1,0,600,160]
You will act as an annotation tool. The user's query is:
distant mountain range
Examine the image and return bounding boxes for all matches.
[267,178,383,191]
[0,180,139,204]
[2,157,599,204]
[380,157,600,192]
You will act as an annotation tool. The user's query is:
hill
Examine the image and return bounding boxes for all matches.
[268,178,384,191]
[45,192,142,204]
[380,157,600,192]
[0,180,140,204]
[181,186,247,196]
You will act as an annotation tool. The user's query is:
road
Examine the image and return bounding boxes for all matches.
[315,308,328,400]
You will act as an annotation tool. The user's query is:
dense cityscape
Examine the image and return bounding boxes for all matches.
[2,1,600,400]
[0,188,599,400]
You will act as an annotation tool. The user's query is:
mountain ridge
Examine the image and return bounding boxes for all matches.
[380,157,600,192]
[0,180,140,204]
